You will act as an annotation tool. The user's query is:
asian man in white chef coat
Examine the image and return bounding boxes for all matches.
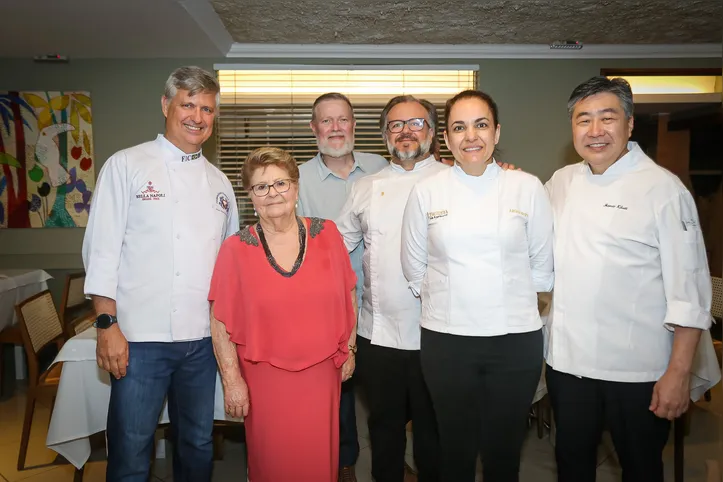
[82,66,239,482]
[544,76,712,482]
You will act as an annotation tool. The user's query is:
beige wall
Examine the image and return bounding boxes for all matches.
[0,56,719,301]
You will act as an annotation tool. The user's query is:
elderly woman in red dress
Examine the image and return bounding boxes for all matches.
[208,147,358,482]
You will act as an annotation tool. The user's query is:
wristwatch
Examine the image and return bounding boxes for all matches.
[93,313,118,329]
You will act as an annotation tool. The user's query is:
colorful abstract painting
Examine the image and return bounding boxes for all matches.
[0,91,95,228]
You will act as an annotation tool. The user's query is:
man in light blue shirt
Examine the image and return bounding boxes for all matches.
[297,92,387,482]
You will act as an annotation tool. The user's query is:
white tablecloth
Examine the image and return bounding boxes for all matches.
[0,269,52,379]
[0,269,52,332]
[46,328,239,469]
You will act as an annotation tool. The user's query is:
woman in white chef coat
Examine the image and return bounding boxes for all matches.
[400,90,554,482]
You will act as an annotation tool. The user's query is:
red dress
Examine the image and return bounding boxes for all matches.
[208,217,357,482]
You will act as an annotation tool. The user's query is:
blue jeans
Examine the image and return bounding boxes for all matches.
[339,377,360,467]
[106,338,216,482]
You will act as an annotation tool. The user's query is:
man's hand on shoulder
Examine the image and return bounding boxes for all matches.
[496,160,522,171]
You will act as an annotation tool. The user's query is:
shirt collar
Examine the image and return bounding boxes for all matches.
[314,152,369,181]
[389,154,437,173]
[583,141,641,177]
[156,134,203,164]
[452,158,500,185]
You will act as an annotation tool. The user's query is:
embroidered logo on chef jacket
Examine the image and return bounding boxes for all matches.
[216,192,230,214]
[136,181,166,201]
[603,203,628,210]
[427,210,448,221]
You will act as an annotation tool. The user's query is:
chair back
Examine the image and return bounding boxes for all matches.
[73,316,95,336]
[15,290,65,384]
[60,272,93,324]
[712,276,722,320]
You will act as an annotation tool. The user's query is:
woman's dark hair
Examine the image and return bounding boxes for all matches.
[444,90,500,128]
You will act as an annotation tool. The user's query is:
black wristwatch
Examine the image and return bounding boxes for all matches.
[93,313,118,329]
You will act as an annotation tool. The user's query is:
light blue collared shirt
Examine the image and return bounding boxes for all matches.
[297,151,389,304]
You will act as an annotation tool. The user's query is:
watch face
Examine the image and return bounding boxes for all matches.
[94,314,114,329]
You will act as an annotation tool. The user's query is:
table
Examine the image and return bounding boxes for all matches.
[0,269,52,379]
[46,328,240,469]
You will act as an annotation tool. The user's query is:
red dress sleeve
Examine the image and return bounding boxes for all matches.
[208,236,242,339]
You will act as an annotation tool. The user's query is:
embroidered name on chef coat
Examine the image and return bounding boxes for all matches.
[181,152,201,162]
[509,209,528,217]
[603,203,628,210]
[427,210,448,221]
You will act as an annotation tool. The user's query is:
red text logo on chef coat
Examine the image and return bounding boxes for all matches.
[136,181,166,201]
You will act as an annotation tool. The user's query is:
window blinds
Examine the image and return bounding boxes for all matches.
[215,67,478,224]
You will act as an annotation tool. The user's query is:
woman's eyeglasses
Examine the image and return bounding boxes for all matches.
[250,179,296,197]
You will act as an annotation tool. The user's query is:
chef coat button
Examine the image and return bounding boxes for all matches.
[175,271,180,276]
[176,234,181,239]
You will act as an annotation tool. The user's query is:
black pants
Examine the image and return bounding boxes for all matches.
[546,366,671,482]
[339,378,359,467]
[421,328,543,482]
[355,336,439,482]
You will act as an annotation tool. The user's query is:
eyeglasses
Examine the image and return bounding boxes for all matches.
[386,118,427,133]
[250,179,296,197]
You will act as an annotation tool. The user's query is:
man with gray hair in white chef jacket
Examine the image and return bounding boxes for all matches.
[82,66,238,482]
[544,76,712,482]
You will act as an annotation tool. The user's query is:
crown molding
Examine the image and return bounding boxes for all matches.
[178,0,234,56]
[226,43,722,59]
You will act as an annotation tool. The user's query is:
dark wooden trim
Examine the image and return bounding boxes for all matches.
[668,104,723,130]
[600,68,721,77]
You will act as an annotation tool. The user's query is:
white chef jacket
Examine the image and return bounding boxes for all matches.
[401,162,554,337]
[336,155,448,350]
[297,151,389,307]
[82,134,239,342]
[545,141,712,383]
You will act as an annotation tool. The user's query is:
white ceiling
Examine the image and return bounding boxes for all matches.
[0,0,720,59]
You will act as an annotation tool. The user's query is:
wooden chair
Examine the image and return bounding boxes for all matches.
[668,276,722,482]
[14,290,67,472]
[69,316,95,337]
[59,273,94,339]
[704,276,722,402]
[0,323,23,398]
[713,277,723,321]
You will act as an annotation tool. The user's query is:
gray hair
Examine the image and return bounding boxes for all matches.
[311,92,355,122]
[567,76,634,119]
[163,66,220,107]
[379,95,438,135]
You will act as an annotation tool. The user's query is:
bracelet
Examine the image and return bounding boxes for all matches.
[348,344,357,354]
